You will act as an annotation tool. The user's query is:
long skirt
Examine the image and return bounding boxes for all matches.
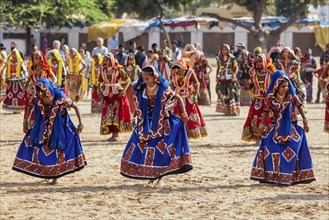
[12,115,87,179]
[216,81,240,115]
[91,87,102,113]
[100,94,132,135]
[250,122,315,185]
[67,74,83,102]
[241,99,270,142]
[173,97,207,138]
[2,80,26,112]
[120,114,193,180]
[126,85,137,115]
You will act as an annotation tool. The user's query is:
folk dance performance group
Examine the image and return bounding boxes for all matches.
[1,43,327,187]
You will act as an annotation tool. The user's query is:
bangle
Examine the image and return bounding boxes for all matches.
[259,123,265,130]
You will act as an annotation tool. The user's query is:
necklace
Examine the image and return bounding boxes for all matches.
[276,93,285,99]
[147,83,157,92]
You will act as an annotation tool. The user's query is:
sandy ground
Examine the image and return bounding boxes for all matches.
[0,59,328,220]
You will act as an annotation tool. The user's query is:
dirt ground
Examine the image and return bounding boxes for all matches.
[0,58,328,219]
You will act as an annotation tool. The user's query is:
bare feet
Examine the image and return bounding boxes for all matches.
[108,133,119,142]
[153,178,163,188]
[49,178,58,185]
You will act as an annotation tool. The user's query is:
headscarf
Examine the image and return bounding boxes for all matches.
[7,48,23,78]
[219,44,231,56]
[171,59,195,94]
[91,53,103,85]
[124,54,136,66]
[134,65,171,142]
[29,78,68,150]
[48,49,64,85]
[68,48,83,73]
[266,70,296,144]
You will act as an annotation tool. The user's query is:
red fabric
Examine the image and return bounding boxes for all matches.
[3,81,26,110]
[91,87,102,112]
[243,99,270,129]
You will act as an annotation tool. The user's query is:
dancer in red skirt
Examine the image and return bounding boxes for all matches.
[98,52,133,141]
[241,54,275,143]
[2,49,28,113]
[171,60,207,139]
[320,62,329,133]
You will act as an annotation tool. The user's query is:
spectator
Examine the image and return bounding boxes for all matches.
[161,39,172,58]
[267,40,283,62]
[171,40,182,61]
[116,44,127,66]
[301,48,317,103]
[177,34,185,48]
[51,40,66,61]
[92,37,108,56]
[151,43,159,54]
[233,42,246,62]
[108,36,118,51]
[125,41,137,56]
[135,46,146,68]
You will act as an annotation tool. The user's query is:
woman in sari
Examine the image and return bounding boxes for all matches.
[24,50,57,129]
[13,78,86,185]
[242,54,275,143]
[2,49,28,113]
[250,70,315,185]
[120,65,192,187]
[123,54,142,115]
[98,52,132,141]
[215,44,240,115]
[90,53,103,113]
[171,60,208,139]
[66,48,86,102]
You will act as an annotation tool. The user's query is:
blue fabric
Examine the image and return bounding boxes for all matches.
[266,70,296,141]
[251,122,314,184]
[122,66,192,179]
[29,78,68,150]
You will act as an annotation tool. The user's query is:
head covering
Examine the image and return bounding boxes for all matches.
[253,47,262,54]
[171,59,190,70]
[236,42,245,48]
[104,52,122,69]
[68,48,83,73]
[91,53,103,85]
[7,48,23,78]
[266,70,296,144]
[219,44,231,56]
[125,54,136,66]
[48,49,64,85]
[134,66,170,138]
[29,78,68,150]
[31,50,51,77]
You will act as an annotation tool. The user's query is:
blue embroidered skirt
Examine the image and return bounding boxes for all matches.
[251,122,315,185]
[13,115,87,179]
[120,115,193,180]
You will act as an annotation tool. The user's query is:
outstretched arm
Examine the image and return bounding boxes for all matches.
[71,103,83,134]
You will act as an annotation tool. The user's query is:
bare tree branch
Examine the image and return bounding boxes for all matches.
[201,12,254,33]
[272,0,311,34]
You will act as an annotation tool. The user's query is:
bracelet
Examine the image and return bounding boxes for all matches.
[181,112,188,118]
[259,123,265,130]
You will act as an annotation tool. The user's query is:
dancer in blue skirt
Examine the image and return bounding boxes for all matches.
[251,70,315,185]
[13,78,86,184]
[120,65,192,187]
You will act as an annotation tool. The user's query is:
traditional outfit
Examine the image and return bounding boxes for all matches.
[276,49,306,111]
[171,60,207,139]
[120,66,192,180]
[215,45,240,115]
[24,50,57,128]
[2,49,28,112]
[66,49,85,102]
[242,54,275,142]
[250,70,315,185]
[157,54,172,82]
[13,78,86,178]
[193,57,211,106]
[0,49,6,102]
[237,52,252,106]
[123,56,142,115]
[48,49,67,91]
[90,54,103,113]
[99,53,132,135]
[320,64,329,133]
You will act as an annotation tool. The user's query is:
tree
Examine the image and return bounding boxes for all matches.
[201,0,326,52]
[115,0,192,47]
[0,0,113,56]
